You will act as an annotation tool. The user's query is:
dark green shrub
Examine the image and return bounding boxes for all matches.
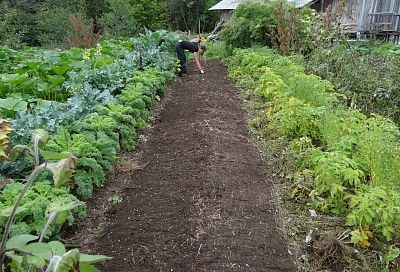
[99,0,139,38]
[220,1,277,49]
[36,8,76,46]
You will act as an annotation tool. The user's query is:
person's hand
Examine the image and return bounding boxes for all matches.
[200,69,204,74]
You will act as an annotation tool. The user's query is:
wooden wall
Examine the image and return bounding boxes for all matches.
[312,0,400,33]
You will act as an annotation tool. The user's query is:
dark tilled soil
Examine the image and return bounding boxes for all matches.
[66,60,297,272]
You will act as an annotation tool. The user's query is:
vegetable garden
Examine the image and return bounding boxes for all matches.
[1,0,400,271]
[0,30,179,271]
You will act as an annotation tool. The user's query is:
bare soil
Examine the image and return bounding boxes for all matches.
[65,60,297,272]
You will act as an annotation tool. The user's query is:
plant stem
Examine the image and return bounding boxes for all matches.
[39,212,57,243]
[0,163,47,271]
[34,134,40,166]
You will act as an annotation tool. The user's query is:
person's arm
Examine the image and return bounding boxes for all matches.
[194,52,204,74]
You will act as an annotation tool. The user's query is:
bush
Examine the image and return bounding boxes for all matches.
[99,0,138,38]
[220,1,315,54]
[220,1,277,49]
[36,8,76,46]
[0,7,35,47]
[306,43,400,124]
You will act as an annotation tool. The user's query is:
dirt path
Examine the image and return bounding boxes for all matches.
[67,60,297,271]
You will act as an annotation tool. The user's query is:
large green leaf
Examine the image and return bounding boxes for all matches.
[40,151,74,161]
[52,65,70,76]
[54,248,80,272]
[0,97,28,112]
[0,74,27,85]
[46,200,83,225]
[79,253,111,264]
[23,242,52,261]
[80,263,101,272]
[47,75,65,86]
[48,241,67,256]
[24,60,42,69]
[0,206,27,217]
[6,234,38,249]
[26,255,46,268]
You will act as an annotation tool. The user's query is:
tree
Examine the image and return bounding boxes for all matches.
[85,0,106,32]
[166,0,219,33]
[130,0,167,31]
[100,0,138,37]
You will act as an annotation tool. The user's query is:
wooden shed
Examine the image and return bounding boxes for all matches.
[310,0,400,40]
[208,0,240,22]
[208,0,314,21]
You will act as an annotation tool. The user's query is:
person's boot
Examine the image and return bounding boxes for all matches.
[181,65,188,76]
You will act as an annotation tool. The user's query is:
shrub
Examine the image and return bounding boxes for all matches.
[220,1,277,49]
[306,43,400,124]
[36,8,76,46]
[99,0,138,38]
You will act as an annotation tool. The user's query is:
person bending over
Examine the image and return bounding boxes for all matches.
[175,40,206,76]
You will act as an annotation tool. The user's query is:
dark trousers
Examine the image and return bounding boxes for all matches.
[175,42,187,75]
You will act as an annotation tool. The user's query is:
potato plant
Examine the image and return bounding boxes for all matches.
[224,47,400,260]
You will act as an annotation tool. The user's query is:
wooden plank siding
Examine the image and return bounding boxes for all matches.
[312,0,400,37]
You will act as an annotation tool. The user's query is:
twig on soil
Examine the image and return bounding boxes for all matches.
[197,243,203,257]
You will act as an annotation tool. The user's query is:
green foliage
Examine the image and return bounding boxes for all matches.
[269,1,315,55]
[129,0,167,31]
[166,0,219,33]
[44,128,112,199]
[203,41,231,60]
[306,43,400,124]
[97,102,137,150]
[0,182,84,239]
[272,97,325,140]
[0,0,87,47]
[347,185,400,244]
[0,5,37,47]
[4,237,109,271]
[75,157,105,199]
[220,1,314,54]
[225,46,400,250]
[5,31,177,143]
[220,1,277,49]
[0,32,174,270]
[305,149,365,214]
[36,8,75,46]
[99,0,139,38]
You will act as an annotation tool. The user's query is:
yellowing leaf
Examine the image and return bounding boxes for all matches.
[351,228,373,248]
[47,156,77,188]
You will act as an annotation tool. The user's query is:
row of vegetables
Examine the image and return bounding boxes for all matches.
[224,47,400,265]
[0,31,179,271]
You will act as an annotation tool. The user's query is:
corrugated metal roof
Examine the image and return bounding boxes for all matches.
[289,0,317,8]
[209,0,316,11]
[209,0,239,10]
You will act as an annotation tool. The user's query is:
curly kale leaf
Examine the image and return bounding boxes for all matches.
[45,128,102,160]
[74,157,105,199]
[0,182,84,239]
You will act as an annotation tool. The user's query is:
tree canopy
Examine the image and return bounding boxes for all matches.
[0,0,219,47]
